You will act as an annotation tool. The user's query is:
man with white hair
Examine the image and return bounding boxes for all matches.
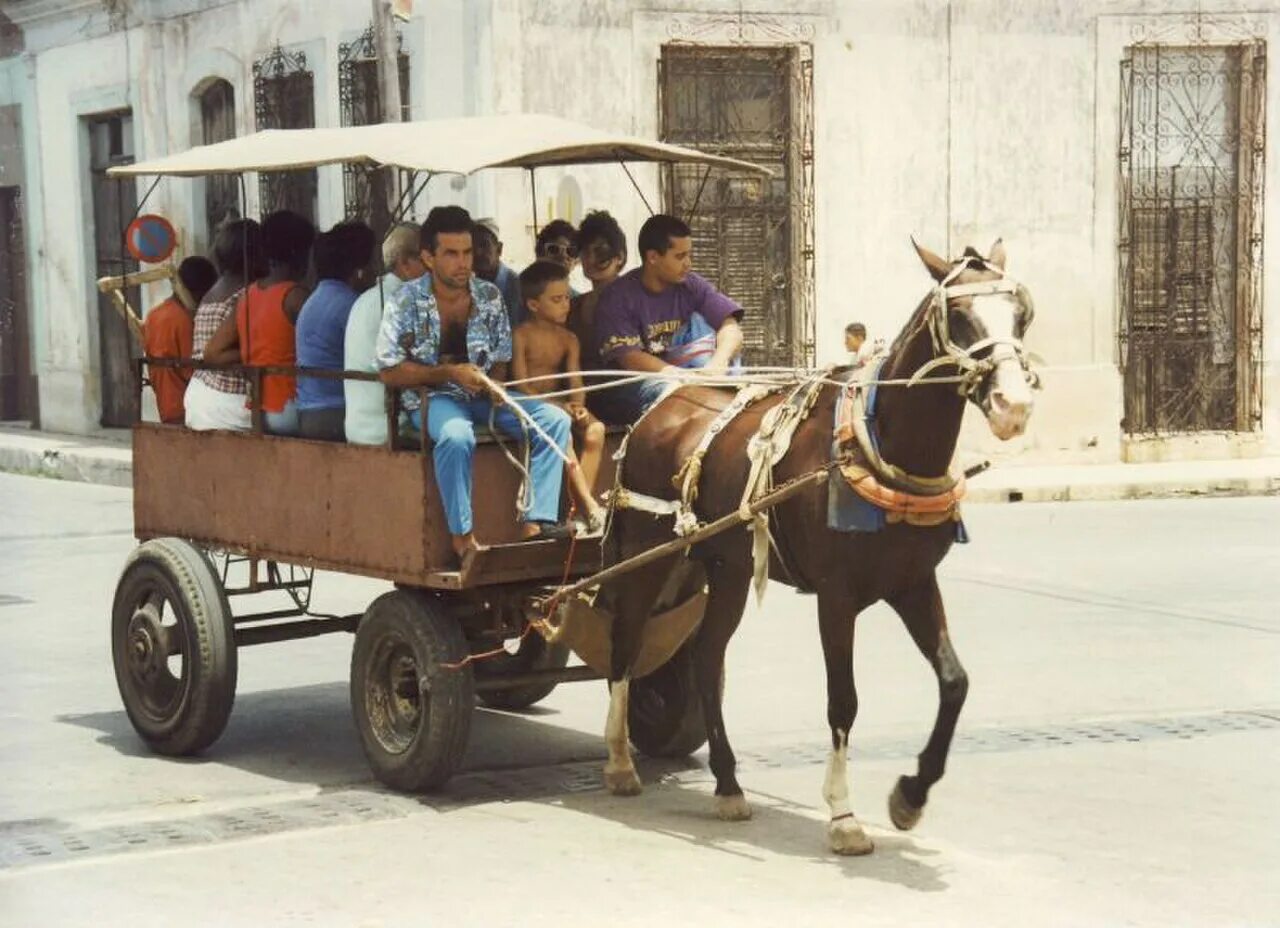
[343,222,427,444]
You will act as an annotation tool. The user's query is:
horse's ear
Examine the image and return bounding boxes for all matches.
[988,239,1007,270]
[912,238,951,282]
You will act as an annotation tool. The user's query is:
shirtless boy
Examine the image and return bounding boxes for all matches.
[512,260,607,532]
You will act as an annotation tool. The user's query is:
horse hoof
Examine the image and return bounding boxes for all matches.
[715,794,752,821]
[888,777,923,831]
[828,818,875,856]
[604,766,643,796]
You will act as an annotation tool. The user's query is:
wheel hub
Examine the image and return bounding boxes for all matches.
[127,606,165,678]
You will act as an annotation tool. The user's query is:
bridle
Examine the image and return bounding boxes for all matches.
[907,257,1040,400]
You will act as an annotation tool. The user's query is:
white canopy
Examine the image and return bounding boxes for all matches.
[108,113,769,178]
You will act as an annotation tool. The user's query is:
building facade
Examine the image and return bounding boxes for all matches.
[1,0,1276,464]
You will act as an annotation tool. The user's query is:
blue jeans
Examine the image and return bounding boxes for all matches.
[265,399,299,436]
[589,313,740,425]
[411,393,572,536]
[589,377,670,426]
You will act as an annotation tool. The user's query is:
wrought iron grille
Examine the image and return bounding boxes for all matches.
[253,44,317,223]
[200,79,239,247]
[338,26,411,229]
[659,44,814,367]
[1117,42,1266,433]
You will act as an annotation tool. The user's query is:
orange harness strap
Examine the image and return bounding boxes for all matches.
[839,462,966,518]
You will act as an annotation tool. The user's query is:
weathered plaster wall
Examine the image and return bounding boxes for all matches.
[5,0,1278,462]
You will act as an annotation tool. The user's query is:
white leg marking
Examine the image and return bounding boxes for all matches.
[823,728,873,855]
[822,729,852,819]
[603,678,641,796]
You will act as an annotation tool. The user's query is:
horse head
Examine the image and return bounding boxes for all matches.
[909,239,1037,440]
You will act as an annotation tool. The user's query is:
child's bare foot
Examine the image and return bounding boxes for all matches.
[520,521,573,542]
[451,532,483,561]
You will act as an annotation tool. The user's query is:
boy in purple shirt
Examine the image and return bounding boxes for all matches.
[591,214,744,424]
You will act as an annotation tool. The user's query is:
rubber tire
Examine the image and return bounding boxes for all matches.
[473,634,571,711]
[111,538,237,756]
[350,590,474,792]
[627,640,712,758]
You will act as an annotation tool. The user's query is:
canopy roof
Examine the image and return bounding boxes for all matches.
[108,113,769,178]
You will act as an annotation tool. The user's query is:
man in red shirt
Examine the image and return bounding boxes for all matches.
[143,256,217,424]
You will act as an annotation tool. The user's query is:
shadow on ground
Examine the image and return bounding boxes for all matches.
[59,680,609,790]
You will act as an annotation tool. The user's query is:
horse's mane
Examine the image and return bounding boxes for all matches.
[887,292,935,358]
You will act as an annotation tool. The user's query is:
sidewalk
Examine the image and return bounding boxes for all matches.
[0,425,132,488]
[1,423,1279,502]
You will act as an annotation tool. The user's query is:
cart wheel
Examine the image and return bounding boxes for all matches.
[351,590,473,792]
[628,641,712,758]
[473,633,571,712]
[111,538,237,756]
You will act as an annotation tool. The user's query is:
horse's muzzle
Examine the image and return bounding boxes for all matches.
[984,359,1034,440]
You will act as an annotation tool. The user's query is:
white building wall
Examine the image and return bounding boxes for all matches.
[5,0,1278,465]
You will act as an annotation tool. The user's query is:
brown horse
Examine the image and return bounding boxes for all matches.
[597,241,1036,854]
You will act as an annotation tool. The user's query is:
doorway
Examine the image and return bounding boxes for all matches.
[87,109,139,427]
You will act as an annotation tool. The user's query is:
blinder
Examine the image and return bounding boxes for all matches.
[913,258,1039,399]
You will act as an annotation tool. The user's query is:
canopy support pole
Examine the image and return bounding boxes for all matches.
[528,167,539,239]
[685,165,713,224]
[617,156,654,217]
[127,176,163,229]
[391,170,432,225]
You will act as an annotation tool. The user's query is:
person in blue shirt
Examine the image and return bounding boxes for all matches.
[472,218,524,330]
[376,206,572,561]
[295,221,377,441]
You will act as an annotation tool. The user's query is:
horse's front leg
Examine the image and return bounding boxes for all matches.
[885,574,969,830]
[694,554,753,821]
[817,591,874,855]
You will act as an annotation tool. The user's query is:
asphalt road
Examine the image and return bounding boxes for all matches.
[0,473,1276,926]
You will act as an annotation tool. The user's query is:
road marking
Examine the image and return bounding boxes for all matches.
[2,708,1276,870]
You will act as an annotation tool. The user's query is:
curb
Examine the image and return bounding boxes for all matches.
[0,437,132,489]
[3,432,1279,502]
[966,475,1280,504]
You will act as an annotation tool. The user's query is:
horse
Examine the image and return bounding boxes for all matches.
[595,240,1036,855]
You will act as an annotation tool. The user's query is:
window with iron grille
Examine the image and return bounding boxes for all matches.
[659,44,814,367]
[199,79,238,247]
[253,44,317,224]
[1117,42,1266,433]
[339,26,410,234]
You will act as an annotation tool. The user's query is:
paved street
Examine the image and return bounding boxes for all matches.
[0,471,1277,926]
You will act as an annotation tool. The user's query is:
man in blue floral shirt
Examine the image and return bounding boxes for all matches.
[376,206,572,559]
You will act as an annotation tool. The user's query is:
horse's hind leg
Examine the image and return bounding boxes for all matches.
[602,556,676,797]
[693,555,753,821]
[817,591,874,855]
[886,574,969,830]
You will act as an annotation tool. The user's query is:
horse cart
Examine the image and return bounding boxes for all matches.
[105,116,769,791]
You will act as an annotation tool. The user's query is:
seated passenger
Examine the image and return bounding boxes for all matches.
[144,256,216,424]
[295,221,377,442]
[204,210,316,435]
[185,219,263,431]
[344,222,426,446]
[512,260,607,533]
[375,206,573,561]
[535,219,581,298]
[568,209,627,373]
[472,218,524,331]
[590,214,744,426]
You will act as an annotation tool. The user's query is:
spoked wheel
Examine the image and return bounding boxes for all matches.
[472,633,570,711]
[351,590,473,792]
[111,538,237,756]
[628,641,713,759]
